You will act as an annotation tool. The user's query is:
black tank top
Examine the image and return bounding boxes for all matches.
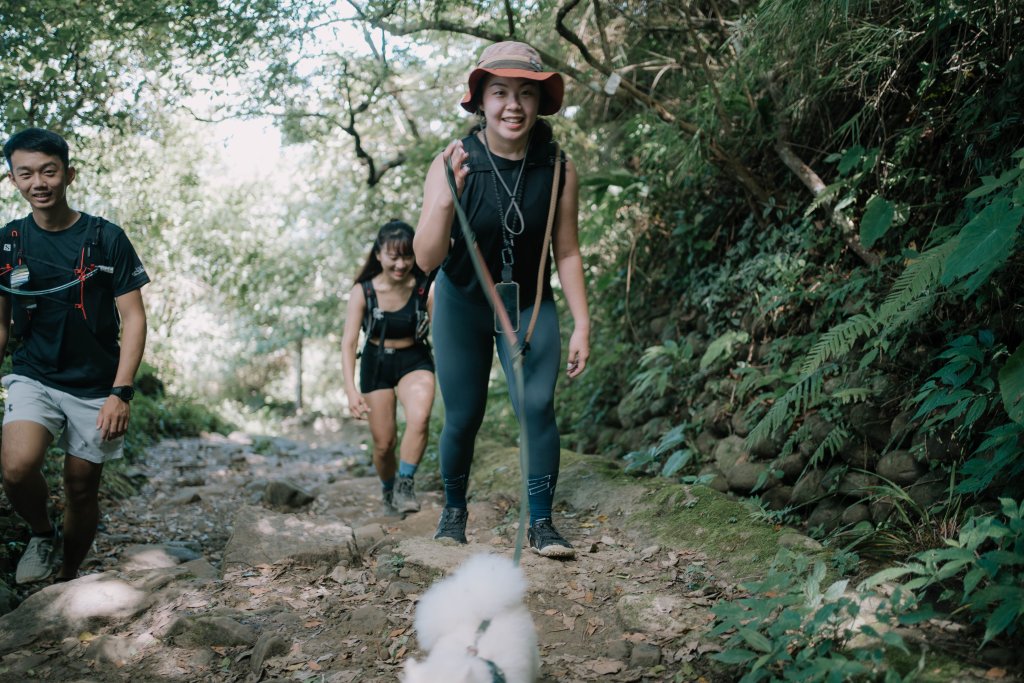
[364,282,419,340]
[443,122,564,306]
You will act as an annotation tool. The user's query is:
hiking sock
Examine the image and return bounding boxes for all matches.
[31,527,56,539]
[398,461,419,479]
[527,474,556,526]
[381,477,395,494]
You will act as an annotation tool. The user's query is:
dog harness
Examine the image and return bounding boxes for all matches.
[468,619,508,683]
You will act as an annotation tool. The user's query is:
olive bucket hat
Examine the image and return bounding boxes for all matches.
[460,41,565,116]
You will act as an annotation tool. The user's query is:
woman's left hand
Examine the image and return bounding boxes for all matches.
[565,326,590,378]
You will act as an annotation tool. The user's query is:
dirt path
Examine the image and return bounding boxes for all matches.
[0,424,735,682]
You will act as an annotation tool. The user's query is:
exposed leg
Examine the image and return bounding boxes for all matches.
[58,454,104,579]
[1,421,56,534]
[395,369,435,466]
[363,389,398,483]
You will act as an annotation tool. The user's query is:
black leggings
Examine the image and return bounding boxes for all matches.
[432,271,561,522]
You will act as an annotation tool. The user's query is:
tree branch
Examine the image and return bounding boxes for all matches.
[555,0,769,203]
[775,129,880,267]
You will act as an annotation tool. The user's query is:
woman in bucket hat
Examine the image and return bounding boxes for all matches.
[414,41,590,559]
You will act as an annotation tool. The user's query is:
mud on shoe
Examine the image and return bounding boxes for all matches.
[433,507,468,544]
[16,531,58,584]
[528,519,575,559]
[393,476,421,515]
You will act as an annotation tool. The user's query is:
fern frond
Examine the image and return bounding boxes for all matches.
[830,387,873,405]
[879,292,938,340]
[878,237,959,322]
[747,369,826,447]
[809,425,851,468]
[800,313,879,375]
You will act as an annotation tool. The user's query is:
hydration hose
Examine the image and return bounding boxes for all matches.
[444,158,532,566]
[0,266,106,296]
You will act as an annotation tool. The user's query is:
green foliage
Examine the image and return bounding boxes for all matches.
[956,423,1024,497]
[630,340,695,399]
[860,196,896,249]
[909,331,999,436]
[999,343,1024,425]
[623,423,692,477]
[863,498,1024,645]
[711,550,920,682]
[752,148,1024,448]
[0,0,330,131]
[123,364,233,462]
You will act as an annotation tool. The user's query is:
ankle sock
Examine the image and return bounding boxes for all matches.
[398,461,418,479]
[381,477,395,493]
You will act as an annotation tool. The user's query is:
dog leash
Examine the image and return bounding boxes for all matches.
[468,619,508,683]
[445,157,531,566]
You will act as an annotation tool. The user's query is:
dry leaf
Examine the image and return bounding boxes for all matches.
[986,669,1007,680]
[304,620,323,628]
[308,661,321,671]
[544,609,559,616]
[78,631,97,643]
[389,627,407,638]
[589,659,624,674]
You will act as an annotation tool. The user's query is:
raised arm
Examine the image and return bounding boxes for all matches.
[341,284,370,420]
[552,159,590,379]
[414,140,470,272]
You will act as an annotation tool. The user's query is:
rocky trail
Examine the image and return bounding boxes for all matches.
[0,421,744,683]
[2,419,1017,683]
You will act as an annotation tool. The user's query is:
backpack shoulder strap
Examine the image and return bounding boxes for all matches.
[361,279,378,332]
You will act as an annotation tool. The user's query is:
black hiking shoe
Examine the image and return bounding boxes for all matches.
[528,519,575,559]
[433,507,468,544]
[393,476,421,515]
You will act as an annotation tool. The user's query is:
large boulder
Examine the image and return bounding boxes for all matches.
[223,505,357,570]
[846,404,891,450]
[807,497,846,533]
[726,461,776,494]
[876,450,926,486]
[790,469,827,506]
[713,436,749,473]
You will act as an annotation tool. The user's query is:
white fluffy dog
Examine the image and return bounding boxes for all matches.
[402,553,540,683]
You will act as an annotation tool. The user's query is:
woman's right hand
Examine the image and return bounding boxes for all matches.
[347,391,370,421]
[443,140,470,198]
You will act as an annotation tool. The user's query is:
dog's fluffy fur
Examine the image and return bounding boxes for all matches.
[402,553,540,683]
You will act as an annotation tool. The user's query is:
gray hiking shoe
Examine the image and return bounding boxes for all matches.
[393,476,420,514]
[528,519,575,559]
[381,489,399,516]
[433,507,468,544]
[16,532,58,584]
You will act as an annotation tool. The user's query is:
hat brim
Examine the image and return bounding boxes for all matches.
[461,68,564,116]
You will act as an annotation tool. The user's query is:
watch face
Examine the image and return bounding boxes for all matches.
[113,386,135,401]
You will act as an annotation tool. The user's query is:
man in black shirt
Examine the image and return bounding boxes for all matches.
[1,128,149,583]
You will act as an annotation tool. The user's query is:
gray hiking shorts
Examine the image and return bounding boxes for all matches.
[2,374,124,464]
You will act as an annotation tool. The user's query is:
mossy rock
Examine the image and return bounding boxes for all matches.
[469,442,812,581]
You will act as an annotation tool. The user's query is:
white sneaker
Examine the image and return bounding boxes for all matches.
[16,533,57,584]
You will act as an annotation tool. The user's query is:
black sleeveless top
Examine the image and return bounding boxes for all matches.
[443,122,565,306]
[362,281,420,340]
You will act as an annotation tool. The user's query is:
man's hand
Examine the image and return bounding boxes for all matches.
[97,395,130,440]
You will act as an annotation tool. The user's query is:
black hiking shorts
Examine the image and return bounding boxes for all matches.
[359,342,434,392]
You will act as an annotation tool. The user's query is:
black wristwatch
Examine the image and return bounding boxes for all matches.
[110,385,135,402]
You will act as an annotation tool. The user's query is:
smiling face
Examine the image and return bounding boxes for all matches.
[479,76,541,149]
[376,241,415,283]
[8,149,75,212]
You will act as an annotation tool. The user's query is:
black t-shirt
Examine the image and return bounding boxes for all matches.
[444,123,565,306]
[0,213,150,397]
